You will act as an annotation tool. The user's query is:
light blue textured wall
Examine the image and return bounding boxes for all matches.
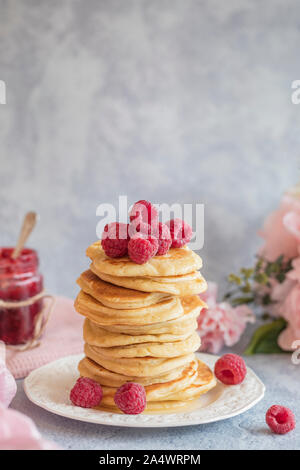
[0,0,299,298]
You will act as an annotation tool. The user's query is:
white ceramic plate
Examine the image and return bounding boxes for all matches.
[24,353,265,428]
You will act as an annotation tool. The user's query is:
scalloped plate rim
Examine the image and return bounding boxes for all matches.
[23,352,265,428]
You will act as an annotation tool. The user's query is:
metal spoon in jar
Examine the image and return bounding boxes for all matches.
[11,211,38,259]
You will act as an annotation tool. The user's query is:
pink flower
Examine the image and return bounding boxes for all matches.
[278,326,298,352]
[287,256,300,282]
[267,278,296,318]
[259,193,300,262]
[197,282,255,354]
[278,284,300,351]
[257,185,300,351]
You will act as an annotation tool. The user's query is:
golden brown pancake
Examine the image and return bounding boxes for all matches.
[92,267,207,295]
[98,296,204,335]
[87,242,202,277]
[75,240,216,415]
[84,342,195,377]
[74,290,183,325]
[93,360,216,413]
[97,360,199,407]
[78,356,192,387]
[86,332,200,359]
[77,270,170,309]
[83,318,196,347]
[161,359,217,401]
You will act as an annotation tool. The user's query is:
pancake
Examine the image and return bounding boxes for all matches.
[77,270,170,309]
[100,296,204,335]
[97,360,199,407]
[92,267,207,296]
[96,399,193,413]
[78,357,191,387]
[85,343,194,377]
[160,360,217,401]
[87,241,202,277]
[84,318,196,347]
[74,290,183,325]
[87,332,200,359]
[75,238,215,416]
[94,360,216,412]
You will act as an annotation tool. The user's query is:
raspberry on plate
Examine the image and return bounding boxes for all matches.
[114,382,146,415]
[129,200,159,227]
[266,405,296,434]
[128,234,158,264]
[157,222,172,255]
[214,353,247,385]
[166,218,193,248]
[70,377,103,408]
[101,222,129,258]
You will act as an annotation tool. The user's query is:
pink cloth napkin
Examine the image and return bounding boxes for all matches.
[0,343,61,449]
[6,296,84,379]
[0,405,61,449]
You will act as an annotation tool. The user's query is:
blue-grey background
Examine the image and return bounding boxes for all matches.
[1,0,300,450]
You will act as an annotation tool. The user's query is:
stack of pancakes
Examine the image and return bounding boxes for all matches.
[75,240,216,413]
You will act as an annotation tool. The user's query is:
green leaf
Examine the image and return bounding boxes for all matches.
[261,312,272,320]
[255,258,264,272]
[241,283,251,294]
[275,254,284,266]
[253,272,269,285]
[240,268,254,279]
[228,274,242,285]
[276,272,286,283]
[244,318,287,355]
[231,296,254,306]
[262,293,271,305]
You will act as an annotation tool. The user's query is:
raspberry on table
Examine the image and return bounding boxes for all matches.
[266,405,296,434]
[70,377,103,408]
[101,222,129,258]
[214,353,247,385]
[129,200,159,227]
[114,382,146,415]
[128,234,158,264]
[157,222,172,255]
[166,218,193,248]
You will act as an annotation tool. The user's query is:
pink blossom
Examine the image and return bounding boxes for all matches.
[259,193,300,262]
[287,256,300,282]
[258,185,300,351]
[197,282,255,354]
[278,326,298,352]
[267,278,296,318]
[279,284,300,351]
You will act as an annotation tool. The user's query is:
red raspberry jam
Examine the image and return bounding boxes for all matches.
[0,248,43,345]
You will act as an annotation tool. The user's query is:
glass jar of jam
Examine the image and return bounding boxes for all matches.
[0,248,43,345]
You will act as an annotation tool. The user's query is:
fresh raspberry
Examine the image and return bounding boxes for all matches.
[70,377,103,408]
[101,222,129,258]
[166,219,193,248]
[128,221,152,238]
[128,234,158,264]
[266,405,296,434]
[157,222,172,255]
[114,382,146,415]
[129,200,159,227]
[214,353,247,385]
